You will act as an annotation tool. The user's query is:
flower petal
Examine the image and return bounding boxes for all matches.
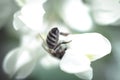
[60,49,91,73]
[13,0,47,33]
[40,54,60,69]
[3,47,36,79]
[18,1,46,32]
[3,48,20,76]
[13,11,31,33]
[75,67,93,80]
[61,0,92,31]
[14,58,36,79]
[66,33,111,61]
[88,0,120,25]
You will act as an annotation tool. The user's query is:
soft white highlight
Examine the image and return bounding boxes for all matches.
[88,0,120,25]
[13,0,47,33]
[61,0,92,31]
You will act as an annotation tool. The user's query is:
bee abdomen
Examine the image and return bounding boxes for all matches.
[46,27,59,49]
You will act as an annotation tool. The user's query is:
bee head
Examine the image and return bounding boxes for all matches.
[51,27,59,34]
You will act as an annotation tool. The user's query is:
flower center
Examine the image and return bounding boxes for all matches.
[85,54,94,61]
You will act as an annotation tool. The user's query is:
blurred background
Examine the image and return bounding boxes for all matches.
[0,0,19,80]
[0,0,120,80]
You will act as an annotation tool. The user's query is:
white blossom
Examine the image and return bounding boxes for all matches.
[60,0,93,31]
[3,1,49,79]
[3,32,111,80]
[3,33,43,79]
[3,0,112,80]
[3,1,68,79]
[60,33,111,80]
[13,0,47,33]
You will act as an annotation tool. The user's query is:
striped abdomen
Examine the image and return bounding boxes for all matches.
[46,27,59,49]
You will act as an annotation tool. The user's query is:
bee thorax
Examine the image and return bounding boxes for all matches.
[52,46,67,59]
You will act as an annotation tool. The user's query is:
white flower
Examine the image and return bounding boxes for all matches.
[60,0,93,31]
[3,0,111,80]
[3,33,43,79]
[3,31,111,80]
[13,0,47,33]
[3,1,68,79]
[2,1,50,79]
[87,0,120,25]
[60,33,111,80]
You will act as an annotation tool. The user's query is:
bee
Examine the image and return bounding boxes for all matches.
[41,27,71,59]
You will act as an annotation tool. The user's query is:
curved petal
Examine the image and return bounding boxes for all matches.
[60,49,91,73]
[88,0,120,25]
[3,48,20,76]
[13,11,31,34]
[66,33,111,61]
[40,54,60,69]
[3,47,37,79]
[75,67,93,80]
[61,0,92,31]
[18,1,46,32]
[13,59,36,79]
[13,0,47,33]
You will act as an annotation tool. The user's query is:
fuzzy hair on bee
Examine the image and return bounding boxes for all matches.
[42,27,70,59]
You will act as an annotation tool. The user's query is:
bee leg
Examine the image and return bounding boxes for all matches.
[42,43,56,55]
[60,32,69,36]
[54,40,71,52]
[60,40,72,44]
[42,43,50,53]
[54,40,71,49]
